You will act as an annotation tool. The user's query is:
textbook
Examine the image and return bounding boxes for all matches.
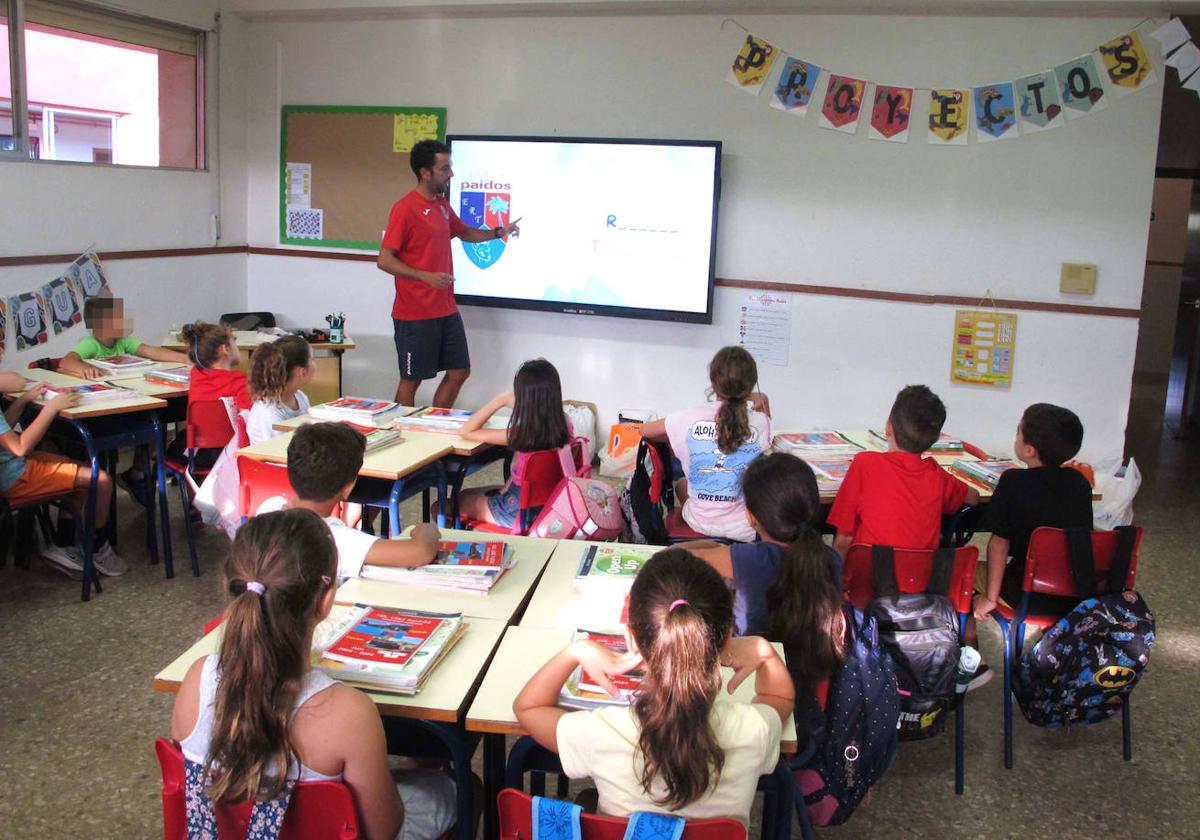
[352,426,405,453]
[310,397,398,422]
[805,457,853,486]
[314,606,464,695]
[392,406,474,432]
[870,429,964,453]
[951,459,1021,489]
[776,431,862,454]
[559,629,643,710]
[359,542,515,593]
[142,367,191,386]
[85,354,153,371]
[41,382,127,402]
[574,544,655,592]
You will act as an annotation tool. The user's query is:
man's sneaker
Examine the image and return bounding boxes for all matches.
[92,543,129,577]
[41,543,84,580]
[117,467,152,509]
[961,661,994,693]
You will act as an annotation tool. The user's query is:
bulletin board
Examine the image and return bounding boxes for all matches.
[278,105,447,249]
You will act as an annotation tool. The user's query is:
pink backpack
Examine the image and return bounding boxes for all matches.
[529,442,622,540]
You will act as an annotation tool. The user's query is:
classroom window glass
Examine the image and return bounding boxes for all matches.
[2,0,204,168]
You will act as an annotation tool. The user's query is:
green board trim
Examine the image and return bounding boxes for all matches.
[278,104,447,250]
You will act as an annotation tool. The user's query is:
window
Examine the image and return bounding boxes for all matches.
[1,0,205,168]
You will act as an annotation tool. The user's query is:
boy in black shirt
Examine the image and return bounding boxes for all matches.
[973,403,1094,622]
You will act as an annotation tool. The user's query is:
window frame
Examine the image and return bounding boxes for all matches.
[1,0,208,170]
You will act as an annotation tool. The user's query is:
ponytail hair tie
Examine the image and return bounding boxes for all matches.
[668,599,689,613]
[245,581,266,596]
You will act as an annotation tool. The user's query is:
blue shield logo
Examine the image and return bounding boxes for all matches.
[459,190,510,270]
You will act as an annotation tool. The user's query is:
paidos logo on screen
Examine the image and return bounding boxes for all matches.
[459,179,512,270]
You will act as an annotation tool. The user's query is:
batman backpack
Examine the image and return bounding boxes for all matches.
[867,546,961,740]
[618,438,673,545]
[791,604,900,827]
[1014,526,1154,728]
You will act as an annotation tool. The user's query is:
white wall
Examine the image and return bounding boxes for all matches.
[236,11,1162,461]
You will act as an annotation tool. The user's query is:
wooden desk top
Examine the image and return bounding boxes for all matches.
[520,539,648,631]
[237,429,453,481]
[464,625,798,751]
[162,331,357,352]
[336,529,557,623]
[11,368,167,419]
[273,408,506,457]
[153,607,507,722]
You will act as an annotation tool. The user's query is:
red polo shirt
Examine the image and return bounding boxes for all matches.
[188,367,250,412]
[826,450,968,550]
[381,190,468,321]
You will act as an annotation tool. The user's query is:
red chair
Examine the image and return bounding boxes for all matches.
[842,543,978,794]
[466,440,588,536]
[497,788,746,840]
[155,738,360,839]
[990,525,1143,769]
[237,455,294,522]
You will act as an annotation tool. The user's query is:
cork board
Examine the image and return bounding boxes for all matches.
[279,105,447,249]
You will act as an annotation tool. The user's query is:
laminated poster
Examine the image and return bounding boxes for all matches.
[950,309,1018,387]
[973,82,1019,143]
[819,75,867,134]
[9,291,50,351]
[737,292,791,368]
[770,57,822,115]
[727,34,779,95]
[1098,31,1156,96]
[928,89,970,145]
[1055,54,1107,119]
[41,275,82,335]
[868,84,913,142]
[1015,71,1065,134]
[392,112,441,154]
[286,208,324,240]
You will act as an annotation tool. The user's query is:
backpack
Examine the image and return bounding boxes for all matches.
[618,438,674,545]
[528,443,623,540]
[867,546,960,741]
[1013,526,1154,728]
[792,605,899,827]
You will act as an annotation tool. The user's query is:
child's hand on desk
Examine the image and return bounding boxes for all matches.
[410,522,440,546]
[76,365,103,380]
[47,392,82,412]
[569,640,643,698]
[17,383,47,404]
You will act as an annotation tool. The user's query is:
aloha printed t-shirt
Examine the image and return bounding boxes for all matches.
[72,334,142,359]
[664,403,771,542]
[381,190,468,321]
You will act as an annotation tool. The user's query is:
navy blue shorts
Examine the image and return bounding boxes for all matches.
[393,312,470,382]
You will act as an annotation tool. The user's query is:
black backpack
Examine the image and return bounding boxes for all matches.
[1014,526,1154,728]
[867,546,960,741]
[618,437,673,545]
[792,605,900,827]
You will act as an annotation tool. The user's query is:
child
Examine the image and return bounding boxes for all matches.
[514,548,793,825]
[0,367,126,577]
[58,296,189,379]
[169,508,456,840]
[640,346,771,542]
[286,422,439,579]
[454,358,572,529]
[827,384,979,556]
[246,335,314,443]
[973,403,1093,623]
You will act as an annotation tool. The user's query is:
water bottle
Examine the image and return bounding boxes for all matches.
[955,645,981,694]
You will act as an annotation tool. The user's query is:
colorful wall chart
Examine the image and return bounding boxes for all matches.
[951,309,1018,387]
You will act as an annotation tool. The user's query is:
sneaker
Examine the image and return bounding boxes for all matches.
[41,543,84,580]
[117,467,152,509]
[92,543,129,577]
[961,661,994,693]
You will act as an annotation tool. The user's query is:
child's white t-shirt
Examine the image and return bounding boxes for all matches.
[555,699,782,825]
[663,403,771,542]
[246,391,312,444]
[323,515,376,580]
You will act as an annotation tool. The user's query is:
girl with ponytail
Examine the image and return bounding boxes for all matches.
[247,335,315,443]
[170,509,456,840]
[514,549,793,825]
[641,346,771,542]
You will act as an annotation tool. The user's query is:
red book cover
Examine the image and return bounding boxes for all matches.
[437,541,506,567]
[579,631,643,695]
[323,608,445,667]
[324,397,395,413]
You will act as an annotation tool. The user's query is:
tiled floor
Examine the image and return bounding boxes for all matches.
[1,434,1197,838]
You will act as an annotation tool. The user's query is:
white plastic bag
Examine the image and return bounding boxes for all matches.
[562,401,597,462]
[193,400,247,539]
[1092,457,1141,530]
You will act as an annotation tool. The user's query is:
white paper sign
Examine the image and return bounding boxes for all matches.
[1150,18,1192,55]
[736,292,792,368]
[286,162,312,210]
[1166,42,1200,80]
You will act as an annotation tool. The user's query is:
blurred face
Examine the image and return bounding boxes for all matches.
[95,303,130,345]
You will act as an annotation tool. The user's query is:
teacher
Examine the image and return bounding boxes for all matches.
[376,139,519,407]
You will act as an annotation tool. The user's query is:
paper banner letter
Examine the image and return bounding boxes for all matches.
[868,84,913,142]
[770,57,822,115]
[1167,42,1200,81]
[973,82,1019,142]
[727,34,778,95]
[1099,31,1156,96]
[928,88,970,145]
[67,252,110,302]
[1015,71,1065,133]
[41,275,82,335]
[1055,54,1107,118]
[818,75,867,134]
[9,291,50,351]
[1150,18,1191,55]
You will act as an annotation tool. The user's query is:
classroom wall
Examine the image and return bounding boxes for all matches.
[240,11,1163,462]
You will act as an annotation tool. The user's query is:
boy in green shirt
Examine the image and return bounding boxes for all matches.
[58,297,189,380]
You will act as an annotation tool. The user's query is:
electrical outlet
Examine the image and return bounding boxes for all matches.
[1060,263,1096,295]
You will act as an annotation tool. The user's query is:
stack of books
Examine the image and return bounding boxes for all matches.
[40,382,127,403]
[392,406,475,433]
[775,431,863,456]
[309,397,399,428]
[314,606,465,695]
[870,429,964,453]
[359,540,515,593]
[345,424,405,454]
[559,628,644,710]
[85,354,153,372]
[573,544,656,593]
[143,367,191,387]
[951,459,1021,489]
[806,458,853,489]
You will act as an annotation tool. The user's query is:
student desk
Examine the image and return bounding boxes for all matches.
[153,607,507,840]
[272,407,505,457]
[520,538,640,631]
[8,370,173,599]
[236,429,452,534]
[335,528,557,624]
[162,330,354,404]
[465,626,798,840]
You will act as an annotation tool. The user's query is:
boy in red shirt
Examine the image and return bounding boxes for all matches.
[828,385,979,556]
